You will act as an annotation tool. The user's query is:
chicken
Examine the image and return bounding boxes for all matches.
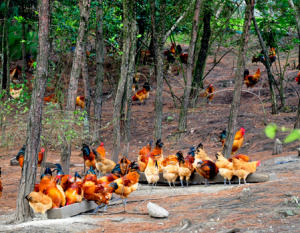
[176,151,193,187]
[231,127,245,155]
[220,130,227,148]
[53,164,72,191]
[165,50,175,63]
[215,152,233,185]
[295,71,300,84]
[228,154,251,162]
[204,84,214,104]
[92,182,119,212]
[145,157,159,186]
[25,192,52,218]
[26,54,35,70]
[179,53,188,64]
[193,143,213,169]
[76,96,85,109]
[10,65,22,84]
[10,87,23,99]
[269,47,276,65]
[150,139,164,172]
[132,82,150,105]
[44,94,57,103]
[38,148,45,166]
[162,154,179,187]
[65,172,83,205]
[0,167,2,198]
[119,157,131,176]
[94,149,116,176]
[96,142,105,157]
[38,167,55,193]
[252,50,264,64]
[138,140,153,172]
[81,144,96,169]
[232,157,260,185]
[195,160,219,186]
[113,171,140,205]
[16,145,26,168]
[185,147,196,164]
[244,68,260,92]
[97,174,119,186]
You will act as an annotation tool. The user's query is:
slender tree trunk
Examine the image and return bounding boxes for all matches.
[122,8,137,158]
[14,0,51,223]
[288,0,300,68]
[150,0,157,73]
[2,24,7,90]
[61,0,91,173]
[112,0,135,162]
[21,3,26,81]
[4,0,11,96]
[222,0,254,159]
[191,0,212,96]
[252,16,278,114]
[82,43,91,144]
[178,0,202,133]
[154,0,167,141]
[93,0,104,143]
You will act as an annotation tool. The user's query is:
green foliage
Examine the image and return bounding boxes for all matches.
[265,123,300,143]
[264,123,277,139]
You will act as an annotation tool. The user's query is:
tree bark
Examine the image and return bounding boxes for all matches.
[222,0,254,159]
[252,16,278,114]
[191,0,212,96]
[112,0,136,162]
[122,6,137,158]
[93,0,104,143]
[4,0,11,96]
[21,2,26,81]
[288,0,300,68]
[61,0,91,173]
[177,0,202,133]
[154,0,167,141]
[150,0,157,72]
[82,42,91,144]
[14,0,51,223]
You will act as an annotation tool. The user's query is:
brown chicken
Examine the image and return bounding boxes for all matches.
[44,94,57,103]
[97,174,119,186]
[25,192,53,218]
[145,157,159,185]
[150,139,164,171]
[204,84,214,104]
[16,145,26,168]
[215,152,233,185]
[10,65,22,84]
[185,147,196,164]
[176,151,193,187]
[195,160,219,186]
[231,127,245,155]
[0,167,2,198]
[94,149,116,176]
[65,172,83,205]
[119,157,131,176]
[179,53,188,64]
[132,82,150,104]
[228,154,251,162]
[138,140,153,172]
[232,157,260,185]
[76,96,85,109]
[162,154,179,187]
[244,68,260,92]
[82,144,96,169]
[193,143,213,169]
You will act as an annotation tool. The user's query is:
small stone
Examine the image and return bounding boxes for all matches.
[210,219,215,222]
[285,192,292,197]
[147,202,169,218]
[179,219,191,232]
[242,188,251,199]
[111,217,124,222]
[286,211,294,216]
[158,223,164,225]
[290,196,299,204]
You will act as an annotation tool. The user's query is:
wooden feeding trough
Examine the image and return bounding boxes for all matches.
[138,172,277,185]
[46,200,98,219]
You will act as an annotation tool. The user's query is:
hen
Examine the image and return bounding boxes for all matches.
[132,82,150,105]
[81,144,96,169]
[25,192,52,218]
[228,154,251,162]
[232,157,260,185]
[10,87,23,99]
[65,172,83,205]
[215,152,233,185]
[184,147,196,164]
[176,151,193,187]
[94,149,116,176]
[193,143,213,169]
[16,145,26,168]
[244,68,260,92]
[138,140,153,172]
[204,84,214,104]
[10,65,22,84]
[76,96,85,109]
[195,160,219,186]
[162,154,179,187]
[145,157,159,186]
[231,127,245,155]
[220,130,227,148]
[44,94,57,103]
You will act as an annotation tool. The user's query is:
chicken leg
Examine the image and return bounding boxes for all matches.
[93,204,104,214]
[205,179,209,186]
[243,178,247,185]
[186,180,189,187]
[180,179,184,188]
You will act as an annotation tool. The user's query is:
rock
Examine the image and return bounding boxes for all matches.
[217,228,241,233]
[273,138,282,155]
[292,210,299,215]
[147,202,169,218]
[285,192,292,197]
[290,196,299,204]
[111,217,125,222]
[278,210,295,217]
[242,188,251,199]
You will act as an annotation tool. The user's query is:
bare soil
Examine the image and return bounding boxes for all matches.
[1,43,300,232]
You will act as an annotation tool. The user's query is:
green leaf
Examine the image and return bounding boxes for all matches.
[284,130,300,143]
[265,123,277,139]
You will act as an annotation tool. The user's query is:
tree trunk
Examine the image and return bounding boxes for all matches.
[222,0,254,159]
[154,0,167,141]
[191,0,212,96]
[93,0,104,143]
[288,0,300,68]
[21,2,26,81]
[273,138,282,155]
[61,0,91,173]
[178,0,202,133]
[14,0,51,223]
[82,42,91,144]
[252,16,278,114]
[112,0,136,162]
[4,0,11,96]
[122,7,137,158]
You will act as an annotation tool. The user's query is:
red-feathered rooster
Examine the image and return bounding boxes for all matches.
[195,160,219,186]
[132,82,150,105]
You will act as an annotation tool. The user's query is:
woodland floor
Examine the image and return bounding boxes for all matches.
[1,42,300,232]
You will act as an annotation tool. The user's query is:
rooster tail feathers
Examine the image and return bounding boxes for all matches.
[44,167,52,176]
[74,172,81,179]
[197,143,204,150]
[109,182,118,190]
[143,82,150,91]
[81,144,90,155]
[149,140,153,146]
